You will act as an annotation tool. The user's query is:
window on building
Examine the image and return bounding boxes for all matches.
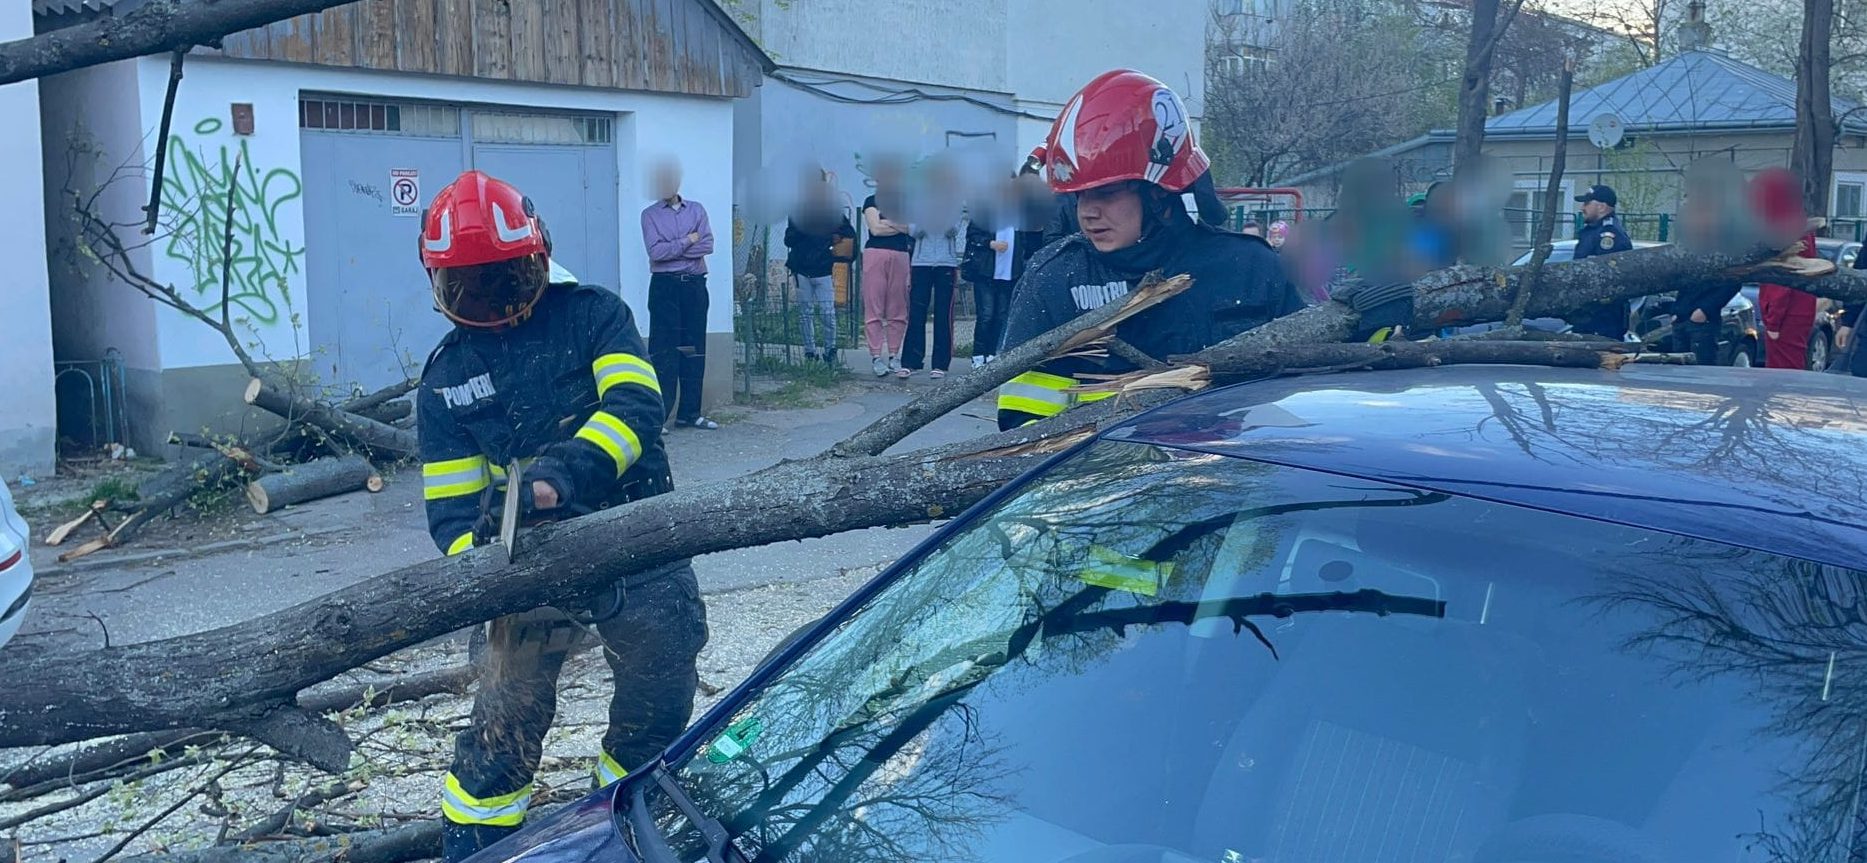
[1506,180,1575,245]
[299,97,460,137]
[1836,178,1865,219]
[470,112,614,146]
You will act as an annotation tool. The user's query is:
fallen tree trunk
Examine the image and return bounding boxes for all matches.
[0,0,365,86]
[0,666,473,796]
[0,396,1149,772]
[244,379,419,460]
[125,821,441,863]
[109,450,247,545]
[339,379,419,416]
[246,455,375,514]
[0,246,1847,771]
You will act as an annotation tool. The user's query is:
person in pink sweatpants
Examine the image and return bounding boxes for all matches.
[860,163,914,376]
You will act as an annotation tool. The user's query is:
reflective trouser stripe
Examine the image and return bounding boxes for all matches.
[1076,390,1116,404]
[596,751,629,786]
[574,411,644,477]
[441,772,531,827]
[423,455,490,500]
[446,532,475,556]
[594,353,660,397]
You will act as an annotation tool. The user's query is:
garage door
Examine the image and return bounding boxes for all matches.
[300,97,620,394]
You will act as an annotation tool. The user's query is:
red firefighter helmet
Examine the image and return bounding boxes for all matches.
[419,170,551,329]
[1043,69,1209,194]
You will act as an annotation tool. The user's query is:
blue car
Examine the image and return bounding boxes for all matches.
[477,364,1867,863]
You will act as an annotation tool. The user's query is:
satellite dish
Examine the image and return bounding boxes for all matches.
[1588,114,1626,149]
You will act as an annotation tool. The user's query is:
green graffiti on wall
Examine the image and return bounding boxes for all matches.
[160,117,304,326]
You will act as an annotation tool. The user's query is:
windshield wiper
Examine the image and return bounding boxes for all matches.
[1040,588,1446,660]
[628,764,743,863]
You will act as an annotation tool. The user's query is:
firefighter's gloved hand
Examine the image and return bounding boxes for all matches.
[521,457,576,519]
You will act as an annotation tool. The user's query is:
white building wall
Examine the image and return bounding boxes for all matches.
[748,0,1008,93]
[127,55,737,370]
[1007,0,1209,119]
[2,0,55,475]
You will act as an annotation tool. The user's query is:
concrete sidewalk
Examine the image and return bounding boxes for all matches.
[13,380,996,654]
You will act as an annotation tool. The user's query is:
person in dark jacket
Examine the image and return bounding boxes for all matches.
[1570,184,1635,339]
[783,172,855,363]
[965,173,1050,366]
[998,70,1303,430]
[416,171,706,862]
[1670,160,1749,365]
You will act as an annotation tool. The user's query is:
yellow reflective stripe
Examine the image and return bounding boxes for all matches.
[422,456,490,500]
[596,751,630,786]
[998,394,1068,417]
[1017,371,1078,391]
[574,410,644,477]
[593,353,660,397]
[1076,390,1116,404]
[486,457,536,489]
[999,371,1075,417]
[1078,546,1174,596]
[441,773,531,827]
[446,532,475,556]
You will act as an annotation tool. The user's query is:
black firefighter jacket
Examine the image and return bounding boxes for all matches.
[996,215,1305,430]
[418,282,671,558]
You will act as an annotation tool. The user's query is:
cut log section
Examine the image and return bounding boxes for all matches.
[246,455,376,515]
[243,378,419,459]
[366,473,386,493]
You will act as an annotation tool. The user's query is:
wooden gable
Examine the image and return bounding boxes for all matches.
[211,0,768,99]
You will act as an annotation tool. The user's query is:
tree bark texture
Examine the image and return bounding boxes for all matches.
[123,821,441,863]
[0,402,1149,771]
[244,379,419,459]
[0,666,473,796]
[246,454,375,514]
[1792,0,1837,217]
[0,0,364,86]
[1455,0,1503,167]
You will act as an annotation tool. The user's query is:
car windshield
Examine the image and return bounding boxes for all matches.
[644,440,1867,863]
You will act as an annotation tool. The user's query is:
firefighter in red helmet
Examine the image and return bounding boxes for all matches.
[414,170,708,862]
[997,70,1304,430]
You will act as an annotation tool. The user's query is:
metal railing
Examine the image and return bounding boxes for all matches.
[53,350,130,449]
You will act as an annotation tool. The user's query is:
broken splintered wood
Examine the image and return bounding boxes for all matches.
[246,455,376,515]
[43,501,107,547]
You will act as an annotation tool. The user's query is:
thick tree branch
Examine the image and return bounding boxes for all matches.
[0,0,364,86]
[0,243,1848,770]
[832,275,1192,458]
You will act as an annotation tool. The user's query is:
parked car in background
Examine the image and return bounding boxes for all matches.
[1509,238,1664,266]
[469,365,1867,863]
[1634,291,1763,367]
[0,480,34,650]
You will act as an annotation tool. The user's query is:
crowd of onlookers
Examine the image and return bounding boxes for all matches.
[781,152,1071,379]
[768,147,1855,384]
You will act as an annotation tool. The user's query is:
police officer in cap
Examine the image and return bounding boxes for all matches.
[1569,184,1634,338]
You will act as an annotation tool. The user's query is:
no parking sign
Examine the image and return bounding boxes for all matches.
[390,169,420,217]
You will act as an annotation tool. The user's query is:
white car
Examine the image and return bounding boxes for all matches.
[0,480,33,649]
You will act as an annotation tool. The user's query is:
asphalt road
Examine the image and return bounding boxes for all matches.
[14,381,996,654]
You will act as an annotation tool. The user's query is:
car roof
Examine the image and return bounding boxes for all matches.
[1105,366,1867,570]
